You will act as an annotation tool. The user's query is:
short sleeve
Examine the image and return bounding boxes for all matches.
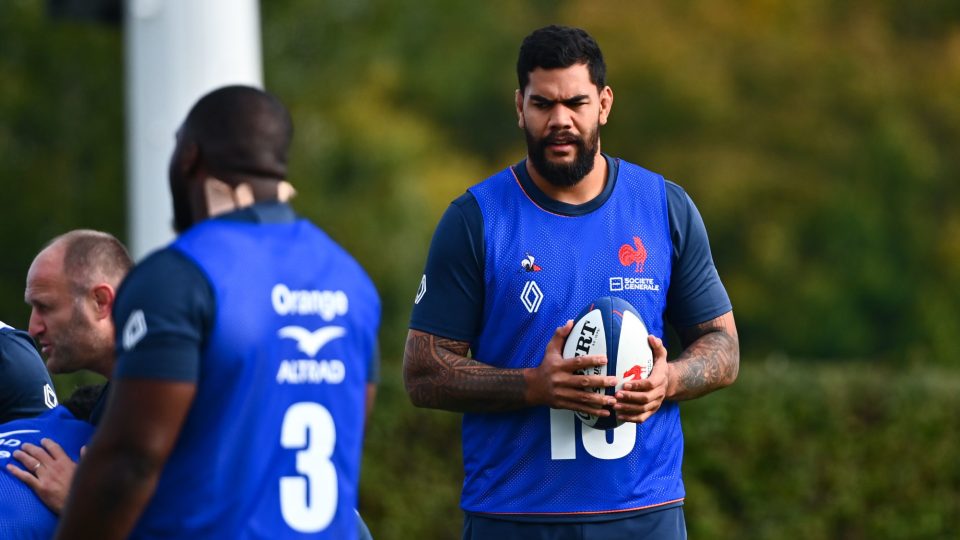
[112,249,215,382]
[408,193,485,342]
[367,342,380,384]
[664,182,733,328]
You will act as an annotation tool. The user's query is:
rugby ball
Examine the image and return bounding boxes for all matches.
[562,296,653,430]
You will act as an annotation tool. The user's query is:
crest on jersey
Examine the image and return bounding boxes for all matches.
[122,309,148,351]
[520,281,544,313]
[414,274,427,304]
[618,236,647,273]
[44,384,58,409]
[519,253,542,272]
[278,326,346,357]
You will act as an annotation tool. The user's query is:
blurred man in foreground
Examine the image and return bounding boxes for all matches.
[56,85,381,539]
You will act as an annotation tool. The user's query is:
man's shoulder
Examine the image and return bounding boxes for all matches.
[609,157,691,211]
[124,247,207,291]
[612,157,670,184]
[468,164,519,191]
[432,191,483,244]
[0,323,45,373]
[0,325,24,356]
[1,406,94,452]
[449,190,480,213]
[115,247,212,320]
[0,322,30,345]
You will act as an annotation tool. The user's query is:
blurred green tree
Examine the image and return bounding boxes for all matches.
[1,0,959,537]
[0,2,123,396]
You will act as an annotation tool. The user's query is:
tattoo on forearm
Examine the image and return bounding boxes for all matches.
[403,331,527,412]
[672,315,740,400]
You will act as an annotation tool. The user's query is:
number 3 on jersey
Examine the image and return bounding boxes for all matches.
[280,402,337,532]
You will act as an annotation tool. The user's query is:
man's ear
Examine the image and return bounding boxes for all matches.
[598,85,614,126]
[200,177,263,220]
[202,177,242,218]
[515,89,525,129]
[90,284,116,321]
[277,181,297,202]
[172,140,201,181]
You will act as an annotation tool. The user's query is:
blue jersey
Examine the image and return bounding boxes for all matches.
[0,322,57,424]
[113,204,380,539]
[0,406,94,539]
[411,157,731,520]
[409,156,731,341]
[464,159,680,515]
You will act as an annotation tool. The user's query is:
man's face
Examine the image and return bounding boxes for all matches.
[516,63,612,187]
[24,245,109,374]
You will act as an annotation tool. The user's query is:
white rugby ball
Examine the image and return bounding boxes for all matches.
[561,296,653,430]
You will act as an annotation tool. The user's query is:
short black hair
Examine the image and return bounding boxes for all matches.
[181,85,294,180]
[516,25,606,92]
[63,384,106,422]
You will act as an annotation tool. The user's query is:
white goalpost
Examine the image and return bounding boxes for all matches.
[125,0,263,259]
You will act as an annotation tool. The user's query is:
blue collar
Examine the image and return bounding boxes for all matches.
[215,201,298,224]
[511,154,619,216]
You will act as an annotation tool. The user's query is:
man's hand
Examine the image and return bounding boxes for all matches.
[524,320,618,417]
[613,335,669,424]
[7,438,80,514]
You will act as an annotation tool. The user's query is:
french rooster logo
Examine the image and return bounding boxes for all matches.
[520,253,542,272]
[623,364,649,382]
[618,236,647,273]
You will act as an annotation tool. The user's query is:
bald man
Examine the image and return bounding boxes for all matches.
[13,230,132,514]
[25,230,131,386]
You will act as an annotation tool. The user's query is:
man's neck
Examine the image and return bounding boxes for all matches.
[92,356,114,379]
[198,176,295,222]
[525,151,607,205]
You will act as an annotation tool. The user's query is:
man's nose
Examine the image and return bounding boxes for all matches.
[28,309,44,338]
[547,105,573,131]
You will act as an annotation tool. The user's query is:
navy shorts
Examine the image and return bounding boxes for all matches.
[462,506,687,540]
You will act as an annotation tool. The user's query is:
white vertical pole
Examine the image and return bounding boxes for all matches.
[125,0,263,259]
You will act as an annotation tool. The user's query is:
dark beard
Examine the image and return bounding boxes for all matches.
[171,193,192,234]
[525,128,599,188]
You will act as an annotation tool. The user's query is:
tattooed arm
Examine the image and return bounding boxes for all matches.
[403,324,616,415]
[666,310,739,401]
[615,311,738,423]
[402,330,524,412]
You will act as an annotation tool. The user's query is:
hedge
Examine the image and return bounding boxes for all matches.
[360,359,960,539]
